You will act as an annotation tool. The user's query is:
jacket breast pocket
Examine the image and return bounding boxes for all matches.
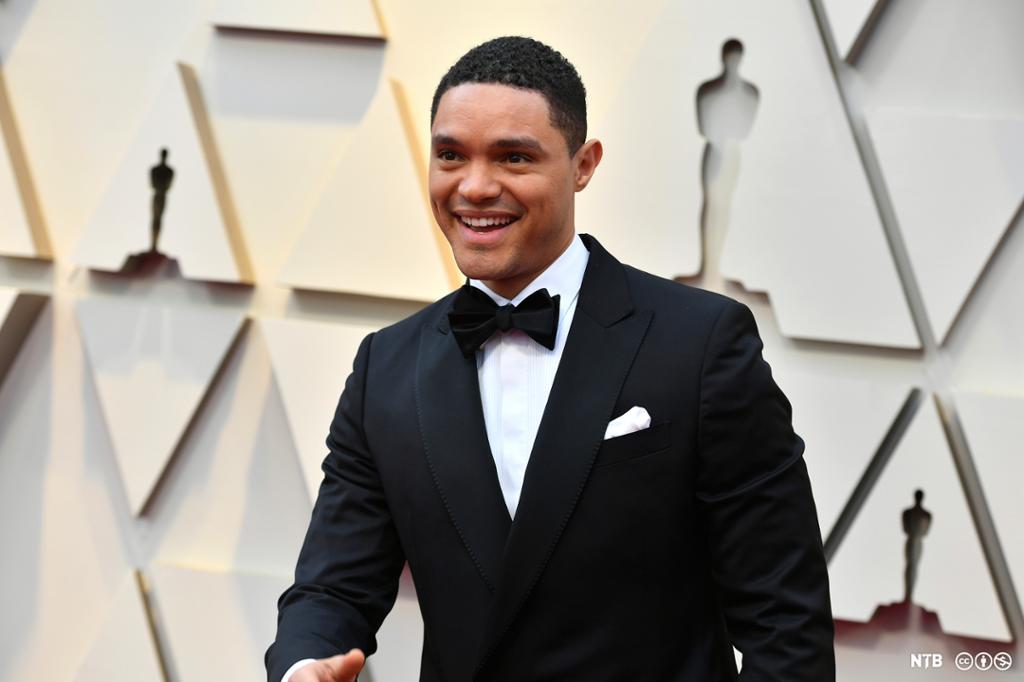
[593,419,672,468]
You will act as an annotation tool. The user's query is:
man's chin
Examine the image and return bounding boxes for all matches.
[452,253,512,282]
[457,268,507,283]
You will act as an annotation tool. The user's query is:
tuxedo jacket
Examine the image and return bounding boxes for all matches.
[267,233,835,681]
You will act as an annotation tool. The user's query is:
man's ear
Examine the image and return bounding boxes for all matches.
[573,139,603,192]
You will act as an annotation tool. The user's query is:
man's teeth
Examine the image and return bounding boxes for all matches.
[460,215,517,228]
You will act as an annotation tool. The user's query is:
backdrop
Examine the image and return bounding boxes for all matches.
[0,0,1022,679]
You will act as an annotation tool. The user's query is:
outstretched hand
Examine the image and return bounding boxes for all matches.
[291,649,366,682]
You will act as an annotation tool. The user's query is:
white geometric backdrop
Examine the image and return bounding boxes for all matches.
[0,0,1021,679]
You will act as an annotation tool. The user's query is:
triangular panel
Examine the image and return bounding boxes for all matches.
[75,297,246,515]
[784,371,910,538]
[709,0,917,348]
[73,63,253,283]
[260,317,377,501]
[0,67,50,258]
[580,0,917,347]
[148,562,289,682]
[955,389,1024,604]
[278,79,454,302]
[821,0,884,60]
[869,110,1024,342]
[212,0,385,39]
[71,571,164,682]
[829,399,1011,641]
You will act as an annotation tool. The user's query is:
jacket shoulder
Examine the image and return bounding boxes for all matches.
[621,264,744,325]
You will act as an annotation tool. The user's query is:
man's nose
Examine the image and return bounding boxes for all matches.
[458,162,501,203]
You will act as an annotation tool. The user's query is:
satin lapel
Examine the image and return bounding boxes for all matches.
[475,234,653,672]
[416,311,512,592]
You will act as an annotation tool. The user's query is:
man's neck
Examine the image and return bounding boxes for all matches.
[482,277,534,301]
[480,233,575,300]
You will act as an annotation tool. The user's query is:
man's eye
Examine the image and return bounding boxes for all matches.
[506,153,528,164]
[437,150,459,162]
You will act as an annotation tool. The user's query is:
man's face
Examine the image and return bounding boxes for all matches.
[429,82,601,299]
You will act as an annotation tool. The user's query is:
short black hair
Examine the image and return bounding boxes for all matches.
[430,36,587,155]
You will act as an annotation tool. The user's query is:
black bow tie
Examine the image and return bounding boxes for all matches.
[448,285,560,358]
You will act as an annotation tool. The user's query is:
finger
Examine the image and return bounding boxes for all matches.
[322,649,365,681]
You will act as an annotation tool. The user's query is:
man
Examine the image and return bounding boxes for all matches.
[267,36,834,681]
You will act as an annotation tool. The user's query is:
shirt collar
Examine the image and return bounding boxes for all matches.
[469,233,589,319]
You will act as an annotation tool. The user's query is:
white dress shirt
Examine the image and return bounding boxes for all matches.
[281,234,589,682]
[471,232,588,518]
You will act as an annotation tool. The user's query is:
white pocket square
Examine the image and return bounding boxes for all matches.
[603,406,651,440]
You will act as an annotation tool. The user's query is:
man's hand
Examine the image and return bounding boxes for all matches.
[291,649,365,682]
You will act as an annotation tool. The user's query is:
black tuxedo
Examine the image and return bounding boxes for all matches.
[267,234,834,681]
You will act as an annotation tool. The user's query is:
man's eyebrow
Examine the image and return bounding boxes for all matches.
[430,134,544,152]
[432,134,460,147]
[492,137,543,152]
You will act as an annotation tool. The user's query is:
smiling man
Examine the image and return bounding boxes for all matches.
[429,78,601,302]
[267,36,835,682]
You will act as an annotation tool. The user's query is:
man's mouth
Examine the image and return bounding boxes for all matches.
[457,215,520,231]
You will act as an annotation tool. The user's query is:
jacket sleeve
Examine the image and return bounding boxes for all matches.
[265,331,406,682]
[695,300,835,681]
